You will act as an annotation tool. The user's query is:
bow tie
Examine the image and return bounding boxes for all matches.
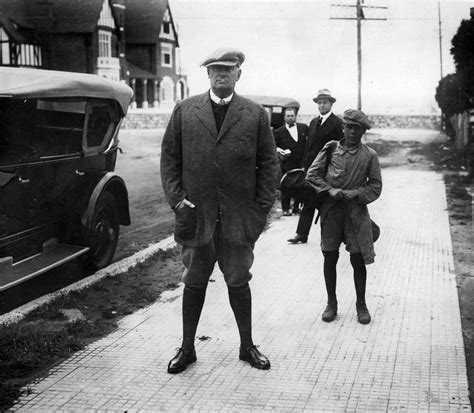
[288,124,295,128]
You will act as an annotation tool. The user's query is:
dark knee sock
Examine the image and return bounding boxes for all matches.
[182,284,207,351]
[228,283,253,349]
[323,250,339,301]
[350,253,367,303]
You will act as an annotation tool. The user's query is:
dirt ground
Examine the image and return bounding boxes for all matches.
[0,128,473,410]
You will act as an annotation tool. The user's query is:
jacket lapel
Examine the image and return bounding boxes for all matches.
[283,126,293,141]
[217,93,243,141]
[195,92,218,138]
[296,123,305,140]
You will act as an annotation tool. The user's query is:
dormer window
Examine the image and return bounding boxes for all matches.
[160,8,174,40]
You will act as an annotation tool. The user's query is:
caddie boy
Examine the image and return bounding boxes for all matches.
[306,109,382,325]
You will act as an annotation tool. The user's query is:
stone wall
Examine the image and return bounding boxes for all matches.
[122,110,441,130]
[297,114,441,130]
[122,111,172,129]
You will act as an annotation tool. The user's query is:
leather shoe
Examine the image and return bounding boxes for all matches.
[167,347,197,374]
[322,300,338,322]
[239,345,271,370]
[287,234,307,244]
[356,301,371,324]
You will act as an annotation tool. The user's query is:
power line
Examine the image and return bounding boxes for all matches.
[331,0,387,110]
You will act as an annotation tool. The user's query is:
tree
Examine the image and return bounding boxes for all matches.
[435,73,469,118]
[451,18,474,101]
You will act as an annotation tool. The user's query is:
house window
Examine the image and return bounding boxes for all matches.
[0,28,41,67]
[98,30,112,58]
[0,28,10,65]
[160,8,174,40]
[162,43,172,67]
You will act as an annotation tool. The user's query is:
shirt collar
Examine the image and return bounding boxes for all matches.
[209,89,233,105]
[338,139,361,154]
[320,111,332,123]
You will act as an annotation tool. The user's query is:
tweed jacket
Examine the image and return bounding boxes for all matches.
[160,91,279,247]
[273,122,308,172]
[303,112,343,170]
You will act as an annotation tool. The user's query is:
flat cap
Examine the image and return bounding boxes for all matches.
[313,88,336,103]
[343,109,371,130]
[280,168,306,193]
[200,48,245,67]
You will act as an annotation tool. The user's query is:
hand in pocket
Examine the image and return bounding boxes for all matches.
[174,202,197,240]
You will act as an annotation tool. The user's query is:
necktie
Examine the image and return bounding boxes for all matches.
[317,117,323,126]
[219,99,226,105]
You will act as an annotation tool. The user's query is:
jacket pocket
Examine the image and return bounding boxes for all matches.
[174,205,197,240]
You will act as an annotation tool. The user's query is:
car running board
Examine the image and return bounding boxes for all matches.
[0,242,89,291]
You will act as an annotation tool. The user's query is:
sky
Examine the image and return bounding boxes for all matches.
[169,0,473,115]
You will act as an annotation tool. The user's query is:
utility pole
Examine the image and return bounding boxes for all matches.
[331,1,387,110]
[438,1,443,79]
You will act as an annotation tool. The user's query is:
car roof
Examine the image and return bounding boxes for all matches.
[0,67,133,115]
[245,95,300,109]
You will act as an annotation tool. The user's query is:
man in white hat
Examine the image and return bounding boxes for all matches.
[287,89,343,244]
[161,48,278,374]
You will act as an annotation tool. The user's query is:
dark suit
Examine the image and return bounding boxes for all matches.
[273,122,308,212]
[273,122,308,173]
[296,112,343,238]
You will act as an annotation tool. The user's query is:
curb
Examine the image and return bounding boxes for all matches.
[0,236,177,326]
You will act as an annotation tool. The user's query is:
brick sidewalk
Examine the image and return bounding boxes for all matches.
[12,169,471,412]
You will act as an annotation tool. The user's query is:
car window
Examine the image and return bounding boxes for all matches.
[83,99,119,155]
[270,106,283,129]
[0,98,85,166]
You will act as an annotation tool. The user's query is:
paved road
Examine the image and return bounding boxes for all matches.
[11,166,471,411]
[114,128,173,262]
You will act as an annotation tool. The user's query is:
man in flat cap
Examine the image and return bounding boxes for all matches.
[287,89,343,244]
[306,109,382,324]
[161,48,278,373]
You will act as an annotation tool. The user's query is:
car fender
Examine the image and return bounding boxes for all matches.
[81,172,131,230]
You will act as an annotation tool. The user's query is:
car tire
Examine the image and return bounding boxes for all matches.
[83,191,119,270]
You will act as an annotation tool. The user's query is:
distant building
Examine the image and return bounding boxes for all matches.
[0,0,187,109]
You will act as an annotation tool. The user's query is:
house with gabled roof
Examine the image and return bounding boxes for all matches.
[125,0,188,108]
[0,0,126,81]
[0,0,187,109]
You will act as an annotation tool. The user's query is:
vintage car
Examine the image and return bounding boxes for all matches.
[0,67,133,291]
[245,95,300,129]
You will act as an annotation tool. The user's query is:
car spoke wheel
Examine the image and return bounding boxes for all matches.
[85,191,119,270]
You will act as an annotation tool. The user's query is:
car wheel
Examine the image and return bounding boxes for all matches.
[84,191,119,270]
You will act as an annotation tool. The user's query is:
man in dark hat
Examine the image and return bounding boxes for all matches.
[273,107,308,215]
[287,89,343,244]
[306,109,382,325]
[161,47,278,374]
